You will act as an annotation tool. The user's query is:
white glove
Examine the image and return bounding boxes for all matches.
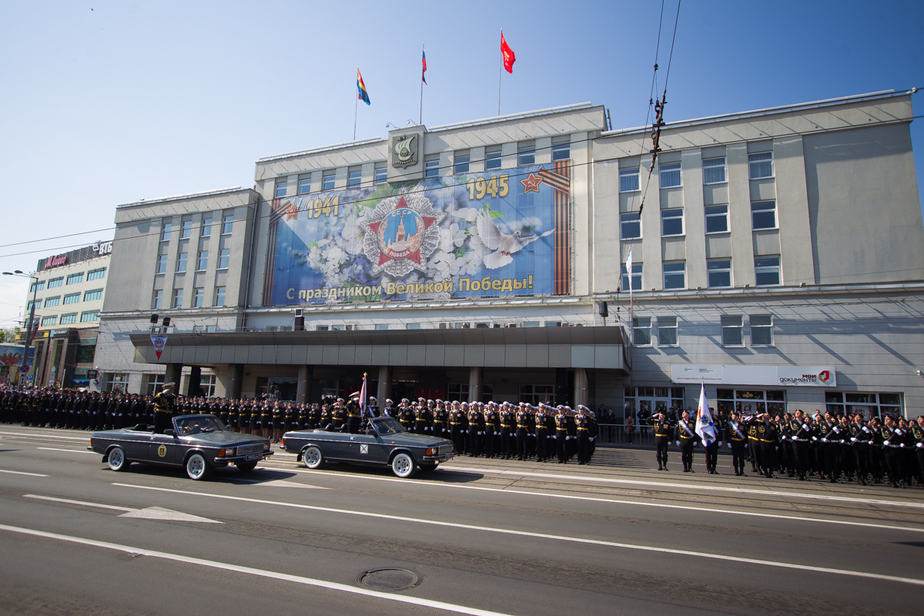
[675,441,680,446]
[718,441,723,447]
[552,435,557,440]
[821,438,828,443]
[917,442,923,448]
[589,437,595,442]
[862,427,870,433]
[727,443,732,449]
[851,437,857,442]
[884,440,890,446]
[803,424,810,431]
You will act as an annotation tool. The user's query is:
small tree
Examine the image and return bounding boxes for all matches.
[0,327,21,344]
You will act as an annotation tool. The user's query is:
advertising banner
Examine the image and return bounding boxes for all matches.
[0,345,24,368]
[263,162,571,306]
[671,364,837,388]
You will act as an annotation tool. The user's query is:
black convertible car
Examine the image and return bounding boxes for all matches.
[281,416,454,478]
[89,414,273,480]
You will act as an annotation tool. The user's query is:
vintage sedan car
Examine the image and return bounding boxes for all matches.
[88,414,273,480]
[281,416,453,478]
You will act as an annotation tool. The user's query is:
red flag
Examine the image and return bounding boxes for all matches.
[501,31,516,73]
[422,48,428,85]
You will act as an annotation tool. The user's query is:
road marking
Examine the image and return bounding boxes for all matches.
[113,483,924,587]
[442,465,924,510]
[0,523,514,616]
[0,469,48,477]
[38,447,97,455]
[0,431,89,442]
[23,494,221,523]
[272,468,924,534]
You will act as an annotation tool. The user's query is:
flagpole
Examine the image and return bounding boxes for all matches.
[353,66,359,141]
[419,43,425,125]
[497,30,503,116]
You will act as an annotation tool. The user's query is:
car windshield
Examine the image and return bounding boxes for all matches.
[371,417,405,436]
[175,415,226,435]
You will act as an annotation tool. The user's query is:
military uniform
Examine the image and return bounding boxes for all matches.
[653,416,673,471]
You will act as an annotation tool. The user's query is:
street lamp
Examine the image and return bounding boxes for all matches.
[2,269,39,390]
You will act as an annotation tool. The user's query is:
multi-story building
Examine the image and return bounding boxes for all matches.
[8,241,112,389]
[96,90,924,418]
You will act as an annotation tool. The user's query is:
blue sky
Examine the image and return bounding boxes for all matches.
[1,0,922,327]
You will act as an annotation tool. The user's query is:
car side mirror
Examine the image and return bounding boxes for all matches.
[163,429,176,437]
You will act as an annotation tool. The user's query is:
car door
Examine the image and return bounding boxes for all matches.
[149,432,183,465]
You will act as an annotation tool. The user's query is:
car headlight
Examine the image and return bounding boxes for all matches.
[425,447,435,456]
[217,447,236,458]
[264,442,271,452]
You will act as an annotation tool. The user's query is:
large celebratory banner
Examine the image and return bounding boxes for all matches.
[264,162,571,306]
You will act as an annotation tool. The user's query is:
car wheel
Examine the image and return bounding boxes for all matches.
[391,452,416,478]
[303,446,323,469]
[185,452,211,480]
[236,461,258,473]
[107,446,130,472]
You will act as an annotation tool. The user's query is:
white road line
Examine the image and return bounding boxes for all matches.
[113,483,924,587]
[25,494,134,512]
[38,447,97,455]
[0,469,48,477]
[273,468,924,534]
[442,465,924,509]
[0,523,513,616]
[0,431,89,442]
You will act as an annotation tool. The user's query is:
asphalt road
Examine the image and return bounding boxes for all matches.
[1,424,922,615]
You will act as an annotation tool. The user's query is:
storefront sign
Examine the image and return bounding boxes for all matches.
[671,364,836,387]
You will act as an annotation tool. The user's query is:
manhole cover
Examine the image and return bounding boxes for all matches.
[358,568,421,591]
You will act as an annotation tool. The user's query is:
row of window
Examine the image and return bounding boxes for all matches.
[632,314,773,347]
[622,255,781,291]
[155,249,231,275]
[153,287,226,310]
[161,214,234,242]
[33,289,104,309]
[619,151,773,193]
[620,200,777,239]
[30,267,107,293]
[274,139,572,196]
[39,310,99,326]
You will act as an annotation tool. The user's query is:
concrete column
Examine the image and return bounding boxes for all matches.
[377,366,391,406]
[573,368,588,408]
[296,365,313,404]
[468,367,482,403]
[164,363,182,390]
[220,364,243,399]
[187,365,202,397]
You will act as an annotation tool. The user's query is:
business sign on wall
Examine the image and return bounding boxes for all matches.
[671,364,837,388]
[263,162,571,305]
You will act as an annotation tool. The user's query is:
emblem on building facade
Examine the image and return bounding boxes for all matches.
[391,134,418,169]
[360,190,444,277]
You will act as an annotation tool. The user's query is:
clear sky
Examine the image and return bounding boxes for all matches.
[1,0,923,329]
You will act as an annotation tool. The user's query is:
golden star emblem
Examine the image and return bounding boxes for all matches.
[520,172,542,193]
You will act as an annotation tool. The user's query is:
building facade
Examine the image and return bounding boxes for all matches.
[96,91,924,418]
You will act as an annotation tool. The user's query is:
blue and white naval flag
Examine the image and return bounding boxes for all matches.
[359,373,368,420]
[695,383,718,446]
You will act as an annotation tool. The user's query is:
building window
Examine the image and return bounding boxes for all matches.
[518,383,554,406]
[658,316,678,346]
[200,218,212,237]
[517,141,536,166]
[661,208,684,236]
[297,174,312,194]
[622,262,642,292]
[322,170,336,191]
[180,220,192,239]
[218,249,230,270]
[704,204,728,233]
[192,288,204,308]
[66,272,84,285]
[707,258,732,288]
[347,166,362,187]
[405,322,421,330]
[83,289,103,302]
[30,280,46,292]
[755,256,781,286]
[551,137,570,161]
[156,255,167,275]
[48,277,63,288]
[60,313,78,325]
[274,178,288,198]
[485,146,502,170]
[752,200,777,230]
[659,161,681,188]
[87,267,106,281]
[222,214,233,235]
[63,293,80,305]
[750,314,773,346]
[41,315,58,326]
[105,373,128,393]
[176,253,187,273]
[196,251,208,271]
[374,163,387,185]
[749,151,773,179]
[80,310,100,323]
[44,296,60,307]
[703,157,726,184]
[424,155,439,178]
[145,374,165,396]
[620,212,641,239]
[375,324,389,330]
[214,287,226,307]
[721,315,744,346]
[619,167,640,192]
[172,289,183,309]
[633,317,652,346]
[153,290,163,309]
[824,391,902,420]
[663,261,686,290]
[717,389,786,416]
[454,151,470,174]
[161,221,172,242]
